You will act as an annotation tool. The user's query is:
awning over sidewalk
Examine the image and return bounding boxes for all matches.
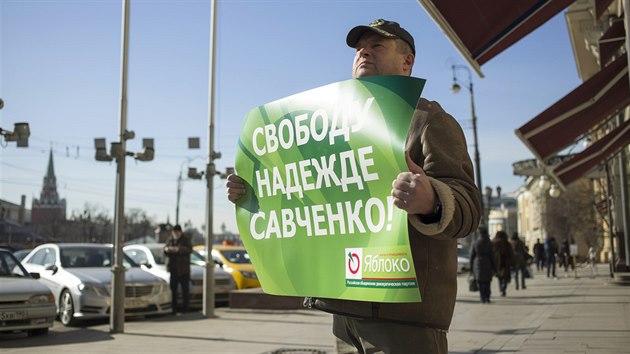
[553,118,630,186]
[418,0,575,76]
[515,53,630,162]
[599,19,626,65]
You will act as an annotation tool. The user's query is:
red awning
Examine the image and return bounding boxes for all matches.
[553,118,630,186]
[596,0,615,20]
[418,0,575,77]
[515,53,630,161]
[599,18,626,65]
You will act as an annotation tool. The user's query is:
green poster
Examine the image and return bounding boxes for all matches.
[235,75,425,303]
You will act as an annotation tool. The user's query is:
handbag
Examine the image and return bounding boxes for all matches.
[525,265,534,279]
[468,274,479,292]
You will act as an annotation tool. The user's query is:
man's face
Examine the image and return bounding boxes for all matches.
[172,230,182,239]
[352,32,413,78]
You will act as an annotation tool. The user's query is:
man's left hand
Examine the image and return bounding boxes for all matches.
[391,153,437,215]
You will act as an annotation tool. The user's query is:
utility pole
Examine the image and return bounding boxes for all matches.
[202,0,218,318]
[451,64,483,237]
[111,0,130,333]
[176,169,182,225]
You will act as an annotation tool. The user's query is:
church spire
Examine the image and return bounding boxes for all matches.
[31,147,66,224]
[46,149,55,178]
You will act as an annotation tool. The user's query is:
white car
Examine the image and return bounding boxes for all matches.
[123,243,236,305]
[457,244,471,273]
[20,243,172,326]
[0,249,56,336]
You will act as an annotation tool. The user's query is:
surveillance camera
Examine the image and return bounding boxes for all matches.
[94,138,113,161]
[135,147,154,161]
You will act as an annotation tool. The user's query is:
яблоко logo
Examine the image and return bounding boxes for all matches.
[345,248,362,279]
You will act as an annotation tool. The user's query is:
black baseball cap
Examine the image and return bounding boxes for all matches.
[173,224,182,232]
[346,19,415,54]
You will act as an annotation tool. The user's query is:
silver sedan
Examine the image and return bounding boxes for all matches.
[0,249,56,336]
[20,243,171,326]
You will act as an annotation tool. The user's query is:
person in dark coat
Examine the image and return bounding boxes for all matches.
[510,233,528,290]
[559,238,570,273]
[164,224,192,313]
[470,228,496,303]
[492,231,513,297]
[533,238,545,271]
[544,235,558,278]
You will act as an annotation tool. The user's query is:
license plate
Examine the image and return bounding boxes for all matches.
[125,298,147,309]
[0,311,28,320]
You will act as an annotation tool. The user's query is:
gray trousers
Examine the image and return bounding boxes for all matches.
[333,315,447,354]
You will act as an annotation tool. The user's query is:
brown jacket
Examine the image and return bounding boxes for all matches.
[312,98,482,330]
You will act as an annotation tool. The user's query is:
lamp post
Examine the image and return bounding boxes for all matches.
[204,0,218,318]
[537,176,561,242]
[92,0,155,332]
[452,64,483,230]
[175,138,202,226]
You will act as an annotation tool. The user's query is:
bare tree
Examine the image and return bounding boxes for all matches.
[125,208,155,243]
[546,179,603,257]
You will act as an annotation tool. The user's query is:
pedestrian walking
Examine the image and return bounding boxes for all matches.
[510,233,527,290]
[493,231,513,296]
[470,228,496,303]
[544,235,558,278]
[533,238,545,271]
[560,238,570,273]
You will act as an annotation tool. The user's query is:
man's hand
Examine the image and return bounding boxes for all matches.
[226,174,246,203]
[391,153,437,215]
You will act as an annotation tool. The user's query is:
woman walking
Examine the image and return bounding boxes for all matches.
[493,231,514,297]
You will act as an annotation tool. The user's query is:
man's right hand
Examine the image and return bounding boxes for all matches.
[226,174,246,203]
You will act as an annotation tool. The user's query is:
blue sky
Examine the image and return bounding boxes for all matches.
[1,0,581,235]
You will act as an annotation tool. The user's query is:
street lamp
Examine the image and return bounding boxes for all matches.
[175,137,203,225]
[452,64,483,230]
[93,134,154,334]
[537,176,561,241]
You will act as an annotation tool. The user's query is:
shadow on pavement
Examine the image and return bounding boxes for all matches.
[122,331,331,351]
[0,327,113,348]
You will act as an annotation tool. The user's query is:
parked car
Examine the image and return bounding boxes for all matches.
[457,244,471,273]
[12,249,32,262]
[195,245,260,289]
[0,248,56,336]
[123,243,236,305]
[20,243,171,326]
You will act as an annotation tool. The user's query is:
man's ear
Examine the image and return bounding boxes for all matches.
[404,53,415,74]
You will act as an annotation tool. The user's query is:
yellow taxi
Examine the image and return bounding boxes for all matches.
[194,245,260,289]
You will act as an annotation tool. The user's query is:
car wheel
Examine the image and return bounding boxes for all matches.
[27,328,49,336]
[59,289,77,326]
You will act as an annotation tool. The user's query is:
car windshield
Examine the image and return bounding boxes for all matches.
[0,250,30,277]
[191,250,205,264]
[60,247,138,268]
[220,249,251,264]
[149,248,166,265]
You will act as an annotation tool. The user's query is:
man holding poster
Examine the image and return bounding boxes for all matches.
[227,19,481,354]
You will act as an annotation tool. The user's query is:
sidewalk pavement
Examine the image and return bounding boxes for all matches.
[1,264,628,353]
